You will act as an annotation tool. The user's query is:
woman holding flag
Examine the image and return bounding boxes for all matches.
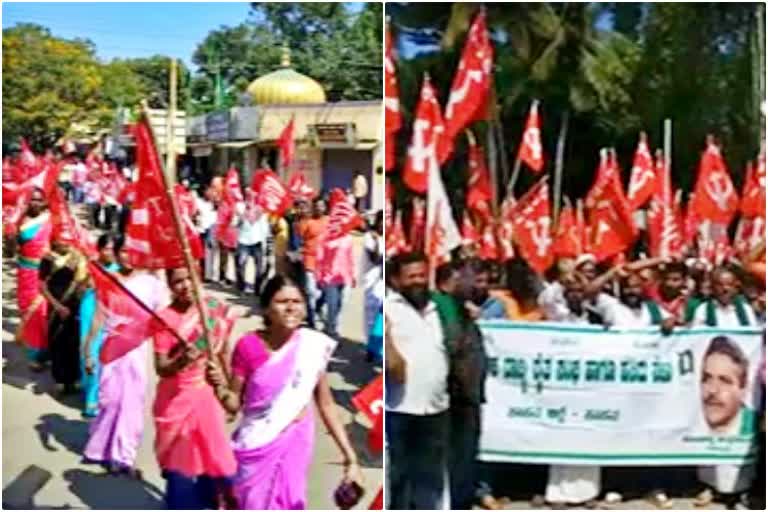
[82,236,168,478]
[79,234,120,417]
[205,275,364,509]
[15,187,53,370]
[151,266,238,509]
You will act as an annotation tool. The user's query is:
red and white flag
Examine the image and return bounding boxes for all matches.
[403,76,444,194]
[477,221,499,261]
[326,188,363,240]
[627,132,656,210]
[691,138,739,224]
[588,178,638,262]
[124,117,203,269]
[224,167,244,204]
[553,202,582,259]
[461,211,480,246]
[287,171,317,201]
[409,197,426,253]
[512,177,553,273]
[465,136,493,221]
[386,210,410,258]
[586,149,622,210]
[741,154,766,218]
[439,10,493,163]
[496,219,515,262]
[250,169,292,216]
[91,262,174,364]
[385,25,401,173]
[277,117,296,169]
[426,147,462,267]
[517,101,544,173]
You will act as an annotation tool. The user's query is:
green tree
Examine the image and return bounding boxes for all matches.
[2,24,106,150]
[117,56,192,109]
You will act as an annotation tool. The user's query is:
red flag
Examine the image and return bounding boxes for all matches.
[124,117,203,269]
[589,180,638,262]
[409,197,426,252]
[439,10,493,163]
[402,76,444,194]
[586,149,621,210]
[277,118,295,169]
[691,139,739,224]
[553,202,581,258]
[741,155,766,218]
[385,25,401,173]
[461,212,480,246]
[496,219,515,262]
[19,138,38,177]
[512,178,554,273]
[326,188,363,240]
[90,262,173,364]
[684,193,702,250]
[352,374,383,425]
[627,133,656,210]
[287,171,317,201]
[385,180,394,231]
[465,137,493,219]
[386,211,410,258]
[48,187,97,257]
[517,101,544,173]
[224,167,244,204]
[478,221,499,261]
[250,169,292,216]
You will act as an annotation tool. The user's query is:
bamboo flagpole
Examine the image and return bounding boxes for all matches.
[139,58,214,359]
[662,118,672,259]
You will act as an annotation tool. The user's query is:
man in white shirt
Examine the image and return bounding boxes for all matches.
[385,252,449,510]
[194,189,218,282]
[691,266,757,508]
[234,194,270,294]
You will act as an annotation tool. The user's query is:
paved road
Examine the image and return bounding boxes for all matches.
[2,235,382,509]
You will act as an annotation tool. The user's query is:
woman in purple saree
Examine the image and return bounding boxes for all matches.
[206,275,364,509]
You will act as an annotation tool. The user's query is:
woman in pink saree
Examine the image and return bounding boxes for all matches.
[206,275,364,510]
[153,267,237,509]
[82,237,168,477]
[15,187,52,370]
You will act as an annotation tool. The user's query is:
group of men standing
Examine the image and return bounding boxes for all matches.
[384,250,765,510]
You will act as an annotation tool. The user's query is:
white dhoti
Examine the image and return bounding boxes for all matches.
[546,465,601,504]
[698,464,755,494]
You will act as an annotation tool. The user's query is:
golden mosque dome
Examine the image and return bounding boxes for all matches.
[246,46,326,105]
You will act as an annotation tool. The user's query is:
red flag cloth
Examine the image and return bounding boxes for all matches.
[496,219,515,262]
[386,211,410,258]
[741,156,766,218]
[19,138,38,177]
[277,118,295,168]
[466,140,493,219]
[691,141,739,224]
[585,149,621,210]
[385,25,401,173]
[48,188,97,257]
[588,178,638,262]
[91,262,172,364]
[124,117,203,269]
[250,169,292,216]
[224,167,244,204]
[553,203,581,259]
[683,193,701,250]
[118,181,136,205]
[385,180,394,231]
[517,102,545,173]
[478,221,499,261]
[402,76,444,194]
[352,374,383,425]
[326,188,363,240]
[512,178,554,273]
[409,197,426,252]
[627,134,656,210]
[287,171,317,201]
[369,488,383,510]
[439,10,493,163]
[461,212,480,246]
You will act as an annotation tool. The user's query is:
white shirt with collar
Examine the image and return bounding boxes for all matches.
[235,202,270,246]
[691,300,757,327]
[538,282,590,325]
[592,293,670,328]
[385,291,449,416]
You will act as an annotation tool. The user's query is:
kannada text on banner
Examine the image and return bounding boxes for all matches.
[478,322,764,466]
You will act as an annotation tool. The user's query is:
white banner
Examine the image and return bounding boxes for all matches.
[478,321,763,466]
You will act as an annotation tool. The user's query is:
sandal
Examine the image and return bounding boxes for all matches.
[693,488,714,508]
[647,490,674,509]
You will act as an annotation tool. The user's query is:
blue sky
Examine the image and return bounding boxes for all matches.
[2,2,365,69]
